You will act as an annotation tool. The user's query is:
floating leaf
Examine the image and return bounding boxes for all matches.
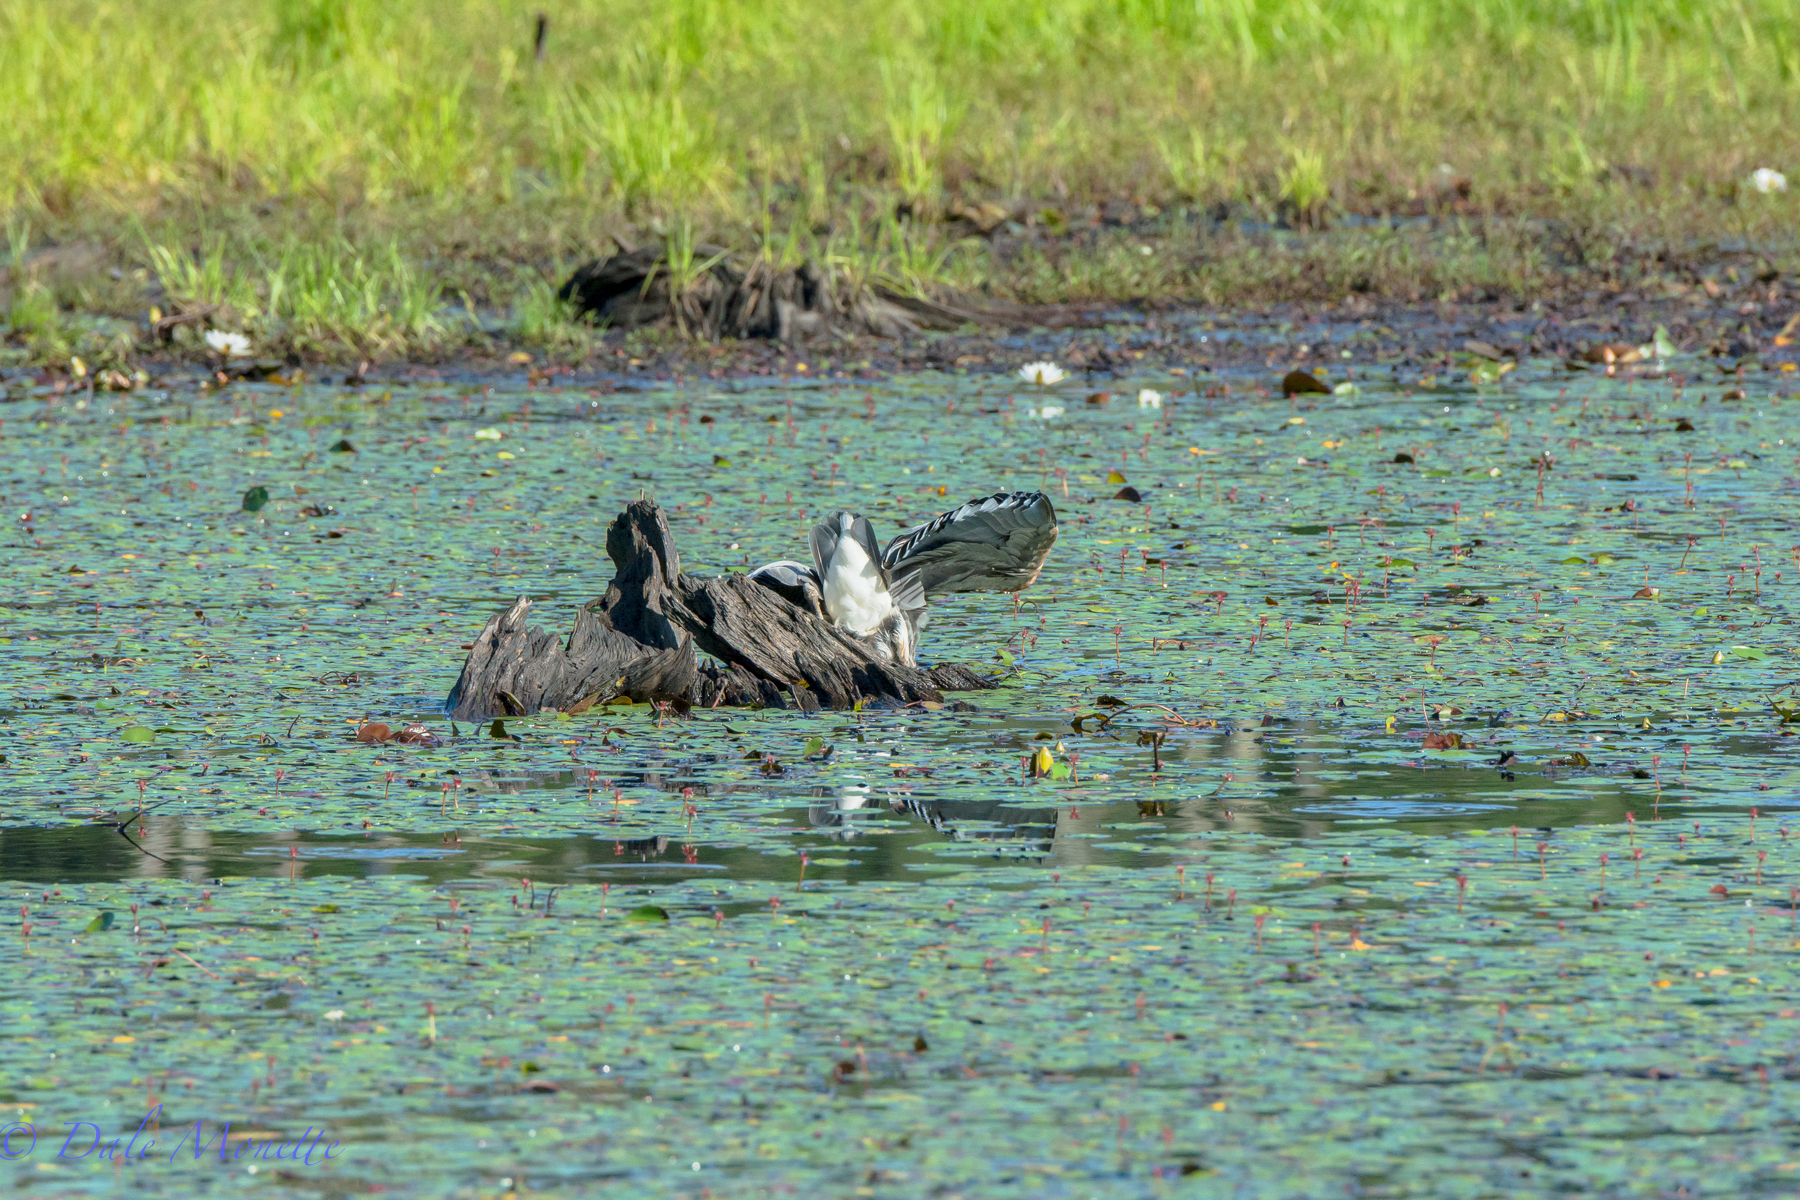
[1468,359,1514,386]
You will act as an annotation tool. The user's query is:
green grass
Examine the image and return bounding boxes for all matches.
[1,0,1797,361]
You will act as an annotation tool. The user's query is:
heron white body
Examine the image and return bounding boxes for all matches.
[820,521,894,636]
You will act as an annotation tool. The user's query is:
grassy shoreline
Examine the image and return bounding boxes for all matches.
[3,0,1797,364]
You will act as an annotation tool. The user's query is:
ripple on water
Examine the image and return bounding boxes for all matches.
[1291,800,1513,819]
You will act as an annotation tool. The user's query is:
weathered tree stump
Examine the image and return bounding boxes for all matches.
[556,246,1008,342]
[444,501,994,721]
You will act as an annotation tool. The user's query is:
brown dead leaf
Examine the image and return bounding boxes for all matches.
[1582,343,1642,365]
[948,199,1011,233]
[1282,370,1330,397]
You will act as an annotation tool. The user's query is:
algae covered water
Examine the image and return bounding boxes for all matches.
[1,337,1797,1196]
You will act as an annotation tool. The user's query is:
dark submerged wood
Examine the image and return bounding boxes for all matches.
[556,247,1004,342]
[444,501,995,721]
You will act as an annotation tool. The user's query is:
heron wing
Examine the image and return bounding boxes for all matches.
[848,514,884,568]
[808,515,842,578]
[887,563,926,614]
[747,560,825,616]
[883,491,1059,595]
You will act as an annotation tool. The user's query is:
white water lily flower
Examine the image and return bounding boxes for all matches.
[1137,389,1163,409]
[474,427,504,440]
[323,1010,346,1021]
[1018,361,1066,386]
[1029,404,1065,420]
[203,329,252,358]
[1749,168,1788,195]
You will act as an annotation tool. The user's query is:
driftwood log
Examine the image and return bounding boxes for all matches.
[556,245,1007,342]
[444,500,993,721]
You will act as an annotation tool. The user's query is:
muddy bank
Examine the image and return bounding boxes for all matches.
[4,208,1798,396]
[12,289,1789,398]
[3,210,1797,391]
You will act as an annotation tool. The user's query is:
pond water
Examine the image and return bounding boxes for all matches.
[2,340,1797,1197]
